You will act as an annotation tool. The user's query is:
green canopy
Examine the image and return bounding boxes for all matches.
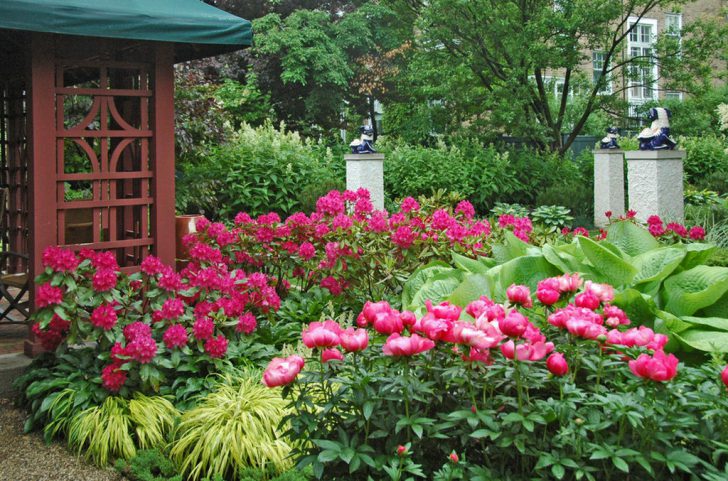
[0,0,252,61]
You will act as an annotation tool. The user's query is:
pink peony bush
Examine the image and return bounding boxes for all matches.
[264,273,728,480]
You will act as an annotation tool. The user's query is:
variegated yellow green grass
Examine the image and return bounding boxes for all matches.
[170,372,293,481]
[67,394,178,466]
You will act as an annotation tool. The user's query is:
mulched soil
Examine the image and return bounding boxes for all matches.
[0,397,124,481]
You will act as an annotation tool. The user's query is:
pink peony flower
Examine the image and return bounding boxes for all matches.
[302,320,341,349]
[400,311,417,328]
[163,324,188,349]
[574,290,600,310]
[321,348,344,363]
[263,355,305,388]
[339,327,369,352]
[101,363,127,392]
[556,274,582,293]
[500,340,554,361]
[37,283,63,308]
[546,352,569,376]
[628,350,679,382]
[583,281,615,303]
[461,347,493,365]
[90,304,118,331]
[192,317,215,341]
[382,333,435,356]
[499,310,529,338]
[536,288,560,306]
[506,284,533,308]
[204,334,228,358]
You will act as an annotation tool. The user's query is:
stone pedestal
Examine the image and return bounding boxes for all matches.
[593,150,625,227]
[626,150,685,223]
[345,153,384,210]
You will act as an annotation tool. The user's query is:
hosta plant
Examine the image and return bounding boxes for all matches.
[263,277,728,480]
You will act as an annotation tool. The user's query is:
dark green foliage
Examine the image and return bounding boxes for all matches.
[708,248,728,268]
[176,123,343,218]
[680,135,728,193]
[115,449,182,481]
[238,466,311,481]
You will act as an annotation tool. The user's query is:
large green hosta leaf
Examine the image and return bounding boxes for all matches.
[654,310,692,352]
[679,243,717,270]
[674,329,728,353]
[611,288,657,327]
[697,289,728,318]
[578,236,637,287]
[680,316,728,331]
[492,231,541,264]
[451,252,493,274]
[606,221,660,256]
[447,273,492,309]
[406,270,464,314]
[489,255,560,299]
[401,261,453,309]
[662,265,728,316]
[631,247,686,286]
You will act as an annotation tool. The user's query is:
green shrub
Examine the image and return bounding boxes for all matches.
[115,449,182,481]
[176,122,343,218]
[170,371,293,480]
[680,135,728,192]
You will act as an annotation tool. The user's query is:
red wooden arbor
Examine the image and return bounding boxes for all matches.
[0,2,250,354]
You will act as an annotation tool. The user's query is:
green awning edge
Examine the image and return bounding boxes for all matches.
[0,0,251,61]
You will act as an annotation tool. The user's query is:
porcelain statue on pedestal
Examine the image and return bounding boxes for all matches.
[600,127,620,149]
[638,107,677,151]
[349,125,377,154]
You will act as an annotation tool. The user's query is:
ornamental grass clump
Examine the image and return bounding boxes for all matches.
[263,273,728,480]
[170,372,293,481]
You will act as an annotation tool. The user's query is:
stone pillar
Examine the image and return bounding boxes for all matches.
[593,150,625,227]
[626,150,686,223]
[345,153,385,210]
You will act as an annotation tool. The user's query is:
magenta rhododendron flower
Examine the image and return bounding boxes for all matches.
[42,246,79,272]
[546,352,569,376]
[36,283,63,308]
[163,324,188,349]
[298,242,316,260]
[455,200,475,219]
[629,350,679,382]
[382,333,435,356]
[263,355,305,388]
[92,269,118,292]
[321,348,344,363]
[392,225,417,249]
[92,251,119,271]
[90,304,118,331]
[31,315,70,351]
[506,284,533,308]
[101,363,127,392]
[302,320,341,349]
[204,334,228,358]
[126,336,157,364]
[124,321,152,343]
[400,196,420,213]
[193,317,215,341]
[666,222,688,237]
[140,255,165,275]
[320,276,344,296]
[689,226,706,240]
[339,327,369,352]
[160,297,185,320]
[236,312,257,334]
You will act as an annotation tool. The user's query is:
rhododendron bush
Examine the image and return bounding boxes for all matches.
[265,276,728,480]
[186,189,559,304]
[32,246,282,396]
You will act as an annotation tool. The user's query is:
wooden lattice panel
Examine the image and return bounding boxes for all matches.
[55,62,154,269]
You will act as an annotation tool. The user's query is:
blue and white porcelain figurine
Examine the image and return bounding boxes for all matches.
[637,107,677,151]
[600,127,620,149]
[349,125,377,154]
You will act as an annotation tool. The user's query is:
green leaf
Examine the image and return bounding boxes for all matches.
[490,255,560,296]
[611,289,656,327]
[680,243,717,270]
[606,221,661,256]
[612,457,630,473]
[318,450,340,463]
[447,273,492,308]
[674,329,728,352]
[631,247,685,285]
[407,270,463,313]
[492,231,539,264]
[663,265,728,316]
[680,316,728,331]
[551,464,566,480]
[401,261,454,309]
[451,252,489,274]
[578,236,636,287]
[339,447,355,464]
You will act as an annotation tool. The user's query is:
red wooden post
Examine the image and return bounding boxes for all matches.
[151,44,176,267]
[25,33,57,357]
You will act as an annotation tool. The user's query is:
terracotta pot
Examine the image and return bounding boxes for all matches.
[175,214,204,260]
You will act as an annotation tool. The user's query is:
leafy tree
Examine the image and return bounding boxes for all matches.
[386,0,726,153]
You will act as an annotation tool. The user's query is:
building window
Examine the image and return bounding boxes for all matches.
[665,13,682,38]
[592,51,612,94]
[627,18,658,103]
[665,91,683,101]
